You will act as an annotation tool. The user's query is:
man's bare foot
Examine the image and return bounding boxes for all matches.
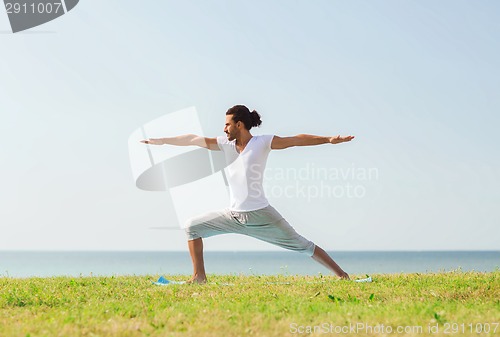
[339,272,350,280]
[186,276,207,284]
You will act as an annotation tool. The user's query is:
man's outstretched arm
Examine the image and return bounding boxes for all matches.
[140,134,219,150]
[271,134,355,150]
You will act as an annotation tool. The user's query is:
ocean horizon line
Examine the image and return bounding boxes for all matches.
[1,251,498,277]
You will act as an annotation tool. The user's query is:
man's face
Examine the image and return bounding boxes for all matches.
[224,115,240,141]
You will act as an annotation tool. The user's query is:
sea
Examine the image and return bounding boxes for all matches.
[0,251,498,278]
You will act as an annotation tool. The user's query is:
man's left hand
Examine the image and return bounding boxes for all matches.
[329,135,355,144]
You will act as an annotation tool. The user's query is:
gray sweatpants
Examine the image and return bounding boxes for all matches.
[184,205,316,256]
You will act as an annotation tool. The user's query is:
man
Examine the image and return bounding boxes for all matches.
[141,105,354,283]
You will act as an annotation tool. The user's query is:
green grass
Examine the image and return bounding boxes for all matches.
[1,272,499,336]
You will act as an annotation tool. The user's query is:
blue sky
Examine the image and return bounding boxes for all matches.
[1,0,499,251]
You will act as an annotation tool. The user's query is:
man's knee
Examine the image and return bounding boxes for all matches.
[185,219,201,240]
[184,214,200,229]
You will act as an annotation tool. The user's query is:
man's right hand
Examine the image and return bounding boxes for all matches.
[140,138,163,145]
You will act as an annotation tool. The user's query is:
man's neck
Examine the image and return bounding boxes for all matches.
[236,132,253,147]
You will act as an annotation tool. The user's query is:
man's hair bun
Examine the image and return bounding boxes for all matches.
[249,110,262,127]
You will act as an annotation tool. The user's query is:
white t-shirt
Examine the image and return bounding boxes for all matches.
[216,134,274,211]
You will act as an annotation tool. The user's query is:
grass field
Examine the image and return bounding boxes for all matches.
[1,271,499,337]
